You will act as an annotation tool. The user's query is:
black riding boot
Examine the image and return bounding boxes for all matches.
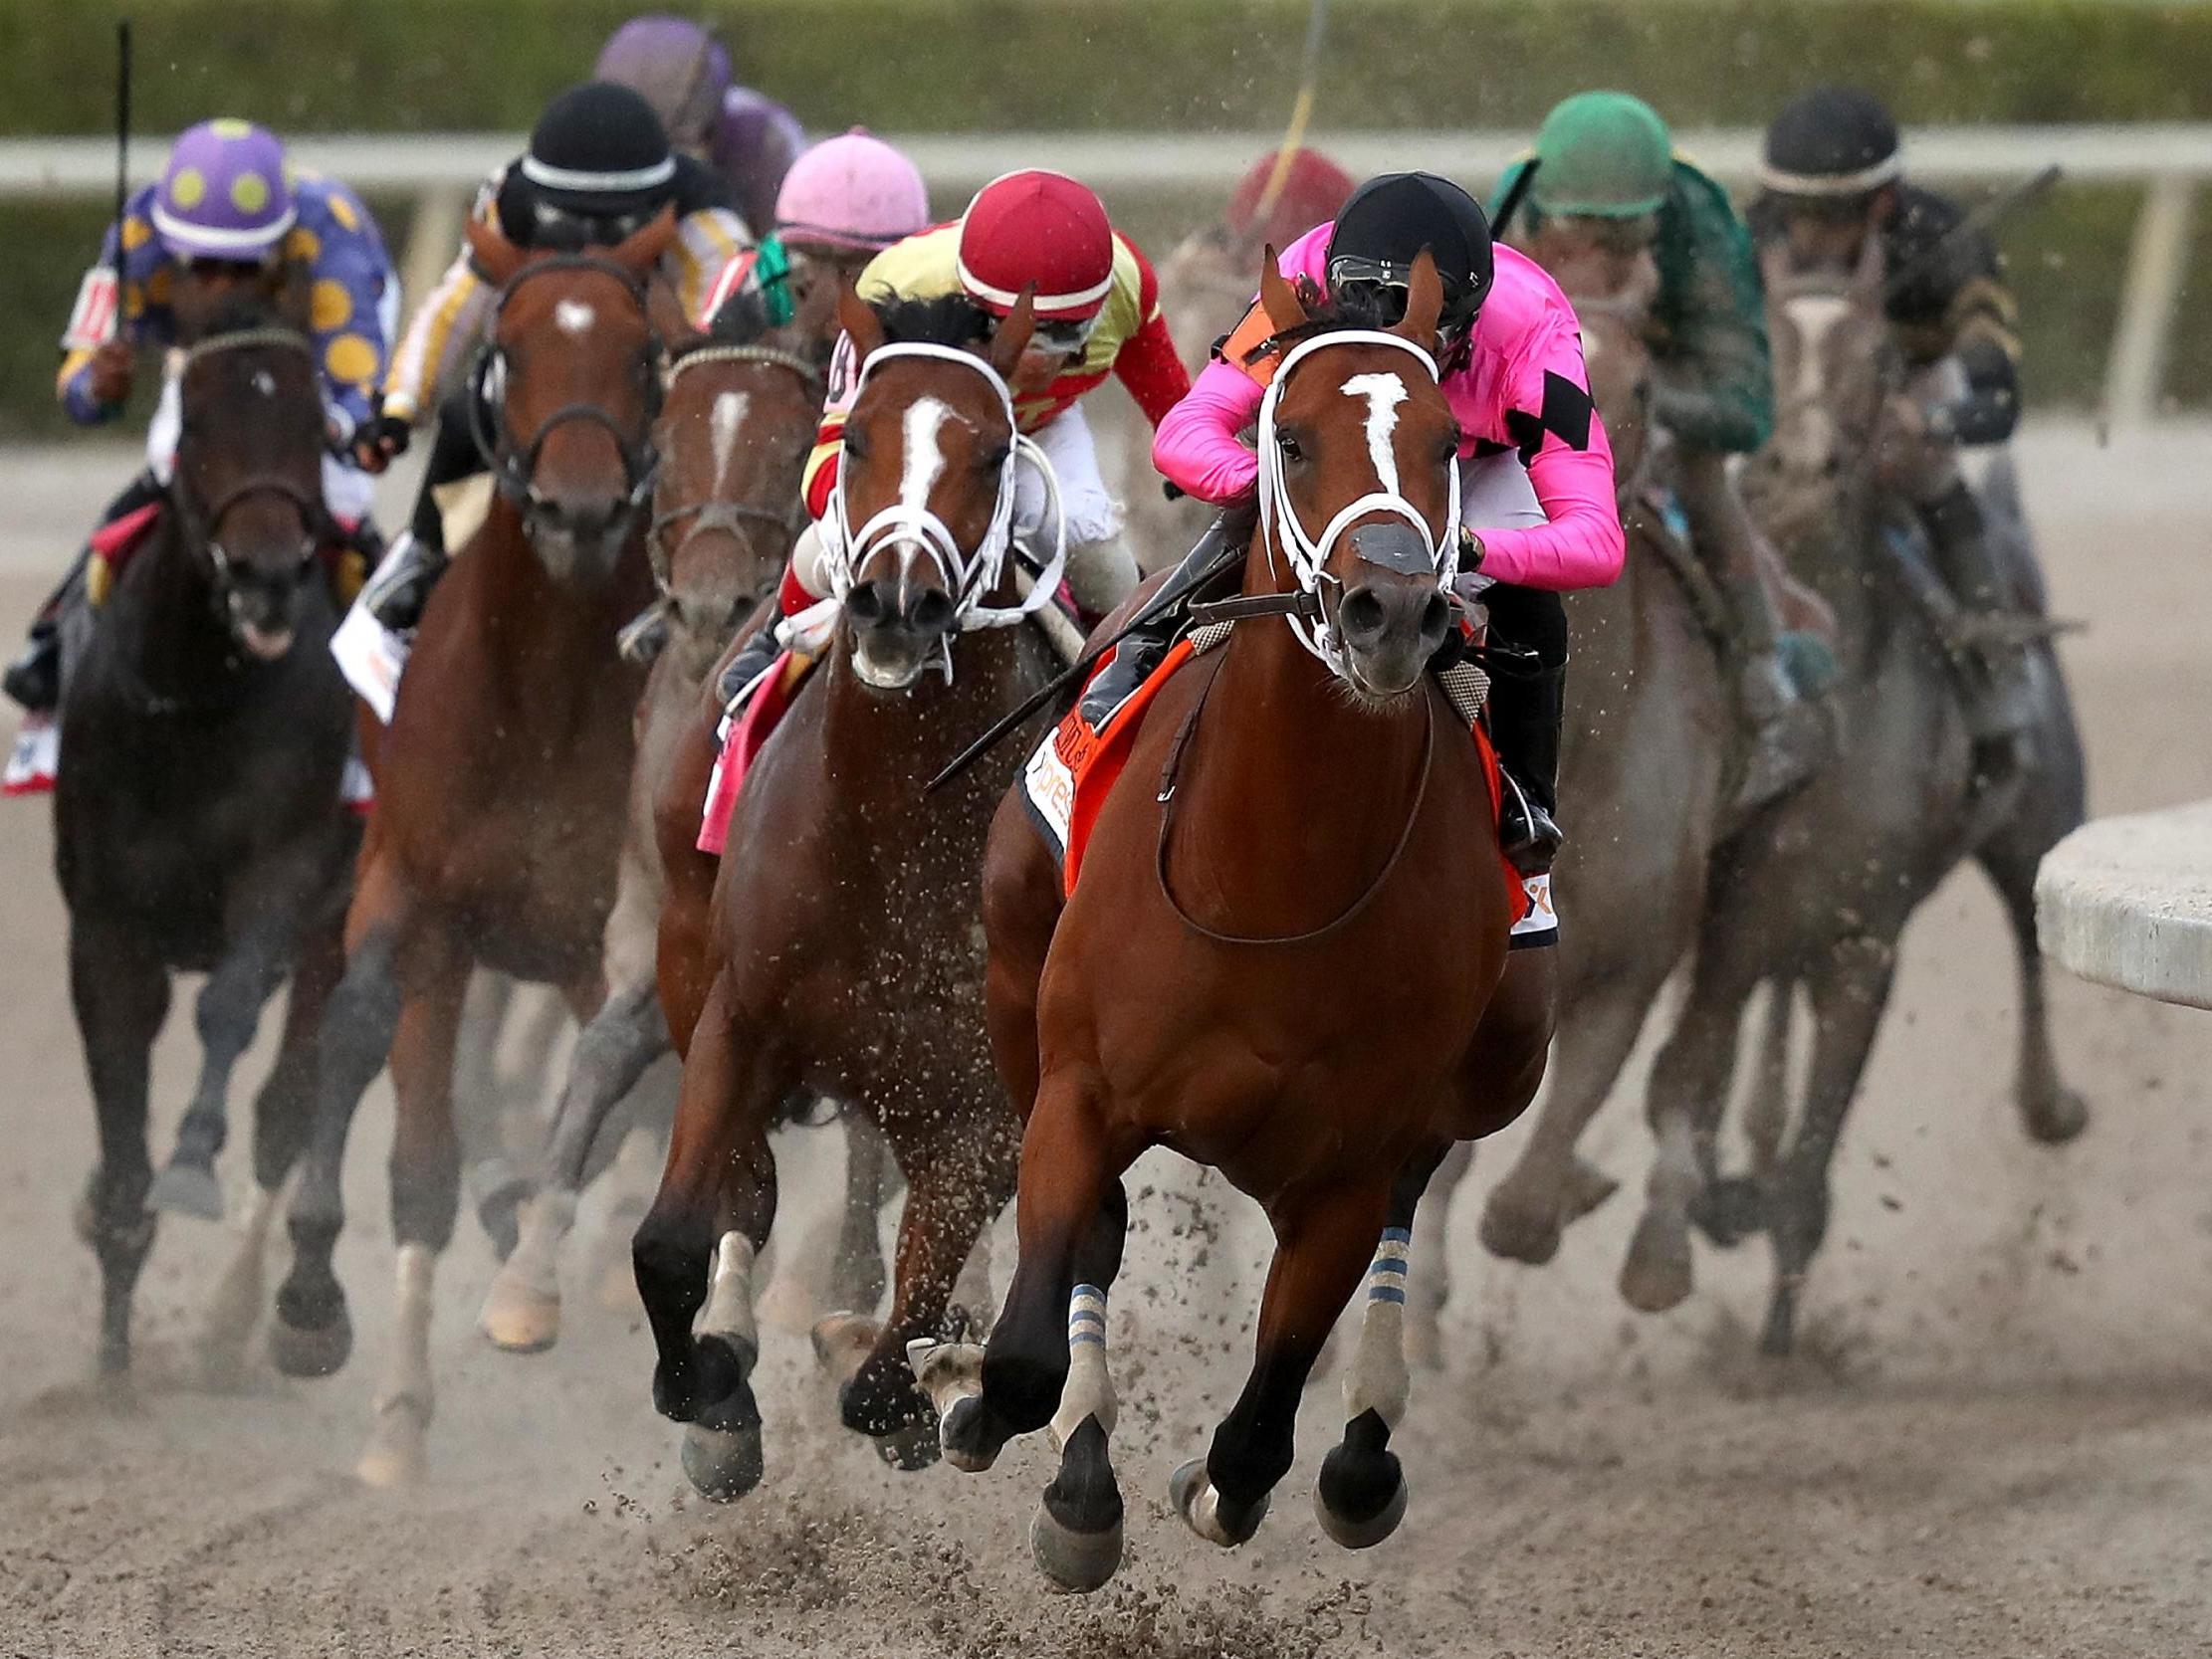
[1923,480,2037,746]
[6,472,163,713]
[362,398,476,631]
[1479,584,1568,876]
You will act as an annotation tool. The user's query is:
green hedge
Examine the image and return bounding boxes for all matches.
[4,0,2212,135]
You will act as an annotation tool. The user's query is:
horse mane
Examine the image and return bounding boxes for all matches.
[872,292,995,350]
[688,288,775,353]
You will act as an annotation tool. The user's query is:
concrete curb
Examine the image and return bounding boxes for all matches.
[2037,801,2212,1009]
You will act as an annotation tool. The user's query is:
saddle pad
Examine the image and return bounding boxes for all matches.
[83,504,164,606]
[697,650,815,855]
[1019,640,1534,934]
[3,715,58,796]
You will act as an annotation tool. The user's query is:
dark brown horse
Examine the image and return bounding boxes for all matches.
[1617,245,2089,1353]
[480,303,830,1352]
[631,286,1063,1499]
[923,256,1552,1591]
[56,318,357,1379]
[269,211,681,1484]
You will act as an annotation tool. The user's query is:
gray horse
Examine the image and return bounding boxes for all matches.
[1615,242,2089,1353]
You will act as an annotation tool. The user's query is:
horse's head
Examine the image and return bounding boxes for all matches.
[1525,220,1660,491]
[820,283,1036,692]
[1759,236,1897,489]
[650,305,827,663]
[171,319,332,661]
[1251,249,1460,701]
[466,209,682,582]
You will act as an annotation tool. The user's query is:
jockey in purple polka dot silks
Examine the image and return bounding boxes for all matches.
[5,118,397,716]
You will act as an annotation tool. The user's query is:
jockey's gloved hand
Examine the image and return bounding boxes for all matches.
[89,340,134,410]
[351,413,412,475]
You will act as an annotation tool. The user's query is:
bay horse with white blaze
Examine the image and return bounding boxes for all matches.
[631,285,1064,1499]
[924,255,1552,1590]
[57,316,357,1377]
[270,211,680,1483]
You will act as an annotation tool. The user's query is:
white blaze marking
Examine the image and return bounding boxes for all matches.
[553,300,595,337]
[892,396,954,593]
[1786,295,1851,403]
[1342,371,1410,496]
[709,390,750,494]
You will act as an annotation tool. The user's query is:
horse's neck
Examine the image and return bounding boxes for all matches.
[815,619,1040,796]
[473,501,651,660]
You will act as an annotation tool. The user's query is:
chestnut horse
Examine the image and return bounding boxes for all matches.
[923,256,1552,1591]
[56,319,356,1379]
[631,285,1064,1500]
[480,303,830,1351]
[269,212,680,1483]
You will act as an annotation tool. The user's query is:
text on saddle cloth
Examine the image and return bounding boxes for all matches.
[1018,630,1537,938]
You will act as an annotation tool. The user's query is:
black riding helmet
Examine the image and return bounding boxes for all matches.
[1325,172,1494,345]
[498,81,680,250]
[1759,86,1902,201]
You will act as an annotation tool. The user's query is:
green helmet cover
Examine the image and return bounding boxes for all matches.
[1532,91,1673,219]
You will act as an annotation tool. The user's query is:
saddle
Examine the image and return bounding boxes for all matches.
[1017,622,1537,937]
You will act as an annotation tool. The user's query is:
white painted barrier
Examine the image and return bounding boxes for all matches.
[2038,803,2212,1010]
[0,124,2199,423]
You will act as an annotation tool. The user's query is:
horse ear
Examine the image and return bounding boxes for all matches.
[1398,248,1444,345]
[611,204,679,277]
[465,216,525,289]
[987,287,1036,380]
[837,278,885,362]
[1257,245,1306,333]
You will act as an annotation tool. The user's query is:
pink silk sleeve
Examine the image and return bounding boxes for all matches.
[1150,356,1266,506]
[1467,327,1626,592]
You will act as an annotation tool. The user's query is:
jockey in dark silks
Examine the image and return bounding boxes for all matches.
[4,118,396,716]
[357,81,751,631]
[593,13,804,242]
[1747,84,2035,754]
[1496,92,1823,808]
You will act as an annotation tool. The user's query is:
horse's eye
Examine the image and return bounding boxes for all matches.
[980,443,1010,473]
[1438,431,1461,465]
[1276,429,1304,463]
[843,429,870,462]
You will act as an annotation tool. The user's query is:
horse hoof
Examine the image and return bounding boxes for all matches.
[150,1160,225,1223]
[1169,1459,1267,1549]
[1619,1208,1694,1314]
[1030,1503,1123,1593]
[269,1307,352,1378]
[1478,1184,1563,1266]
[1313,1469,1409,1551]
[356,1397,429,1489]
[1690,1177,1768,1248]
[681,1422,765,1502]
[2023,1086,2090,1145]
[809,1312,879,1384]
[479,1267,560,1354]
[938,1393,1000,1474]
[1560,1155,1621,1224]
[872,1415,942,1472]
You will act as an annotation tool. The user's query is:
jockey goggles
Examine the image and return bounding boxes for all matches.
[1325,253,1483,352]
[1024,313,1098,356]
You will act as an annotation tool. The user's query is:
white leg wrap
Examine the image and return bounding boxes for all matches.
[1342,1228,1412,1431]
[1049,1283,1116,1451]
[380,1243,437,1413]
[697,1231,759,1360]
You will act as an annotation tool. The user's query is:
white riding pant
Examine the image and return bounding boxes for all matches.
[1455,450,1545,592]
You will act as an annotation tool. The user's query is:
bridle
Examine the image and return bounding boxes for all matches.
[1256,329,1460,677]
[469,253,667,535]
[171,327,333,601]
[794,340,1067,683]
[646,342,824,593]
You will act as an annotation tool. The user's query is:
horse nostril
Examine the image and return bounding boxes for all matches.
[1421,592,1450,638]
[846,581,887,625]
[909,589,956,635]
[1339,588,1386,640]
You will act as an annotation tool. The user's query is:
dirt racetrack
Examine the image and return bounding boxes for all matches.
[3,423,2211,1657]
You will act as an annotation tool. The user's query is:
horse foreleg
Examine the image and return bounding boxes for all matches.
[1173,1174,1392,1552]
[632,969,785,1502]
[1317,1142,1449,1551]
[153,893,308,1221]
[1979,830,2090,1146]
[822,1109,897,1320]
[481,973,668,1353]
[1622,913,1768,1315]
[1761,933,1896,1359]
[68,919,171,1380]
[356,941,469,1488]
[272,858,415,1379]
[201,914,345,1381]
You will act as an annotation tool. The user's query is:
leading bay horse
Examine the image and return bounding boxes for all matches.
[923,255,1551,1591]
[1616,241,2090,1353]
[630,285,1063,1500]
[269,211,680,1483]
[57,315,357,1378]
